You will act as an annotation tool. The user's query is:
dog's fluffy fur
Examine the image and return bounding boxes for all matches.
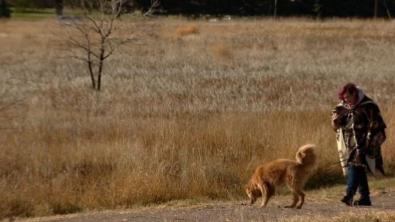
[245,144,318,209]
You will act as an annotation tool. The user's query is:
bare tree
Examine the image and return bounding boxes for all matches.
[144,0,162,17]
[57,0,158,91]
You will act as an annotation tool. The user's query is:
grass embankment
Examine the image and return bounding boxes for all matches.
[6,8,56,19]
[0,17,395,219]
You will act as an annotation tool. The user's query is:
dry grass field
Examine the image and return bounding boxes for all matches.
[0,17,395,220]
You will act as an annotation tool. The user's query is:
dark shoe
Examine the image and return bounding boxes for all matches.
[341,196,353,206]
[353,199,372,206]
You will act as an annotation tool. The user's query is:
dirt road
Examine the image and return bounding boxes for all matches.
[19,191,395,222]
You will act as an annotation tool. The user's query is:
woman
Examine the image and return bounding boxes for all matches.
[331,83,386,206]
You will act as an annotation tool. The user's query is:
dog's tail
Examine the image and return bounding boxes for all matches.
[295,144,318,172]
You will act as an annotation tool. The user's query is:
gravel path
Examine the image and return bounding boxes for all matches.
[18,191,395,222]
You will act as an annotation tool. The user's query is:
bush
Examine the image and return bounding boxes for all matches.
[12,0,43,12]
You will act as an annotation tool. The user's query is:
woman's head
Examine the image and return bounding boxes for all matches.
[338,83,359,105]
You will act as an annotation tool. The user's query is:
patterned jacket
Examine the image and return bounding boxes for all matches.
[332,94,386,165]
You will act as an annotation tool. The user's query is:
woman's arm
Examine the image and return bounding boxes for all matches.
[366,104,386,147]
[331,108,342,131]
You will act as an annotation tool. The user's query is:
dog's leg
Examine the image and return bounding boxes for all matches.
[257,183,269,208]
[295,190,305,209]
[285,175,299,208]
[285,192,299,208]
[266,184,275,204]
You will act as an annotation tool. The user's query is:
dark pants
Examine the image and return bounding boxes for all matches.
[346,165,370,200]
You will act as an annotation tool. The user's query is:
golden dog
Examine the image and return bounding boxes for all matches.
[245,144,318,209]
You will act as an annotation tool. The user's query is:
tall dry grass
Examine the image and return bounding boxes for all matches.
[0,18,395,219]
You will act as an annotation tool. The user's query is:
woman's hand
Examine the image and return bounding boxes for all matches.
[331,113,341,129]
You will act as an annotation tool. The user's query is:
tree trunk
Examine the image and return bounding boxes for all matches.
[130,0,137,8]
[97,43,105,91]
[88,61,96,90]
[0,0,11,18]
[55,0,63,17]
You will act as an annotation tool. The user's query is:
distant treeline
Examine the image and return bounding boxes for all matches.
[142,0,395,18]
[127,0,392,18]
[6,0,395,18]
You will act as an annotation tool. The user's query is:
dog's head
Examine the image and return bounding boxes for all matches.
[245,181,262,204]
